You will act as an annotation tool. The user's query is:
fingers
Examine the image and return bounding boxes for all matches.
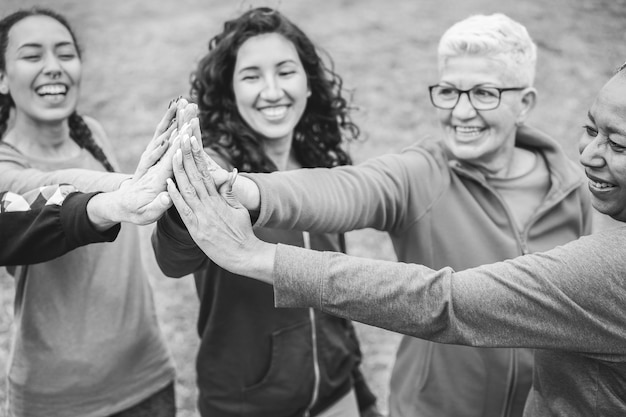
[154,99,178,138]
[179,137,217,199]
[136,191,172,225]
[183,103,198,126]
[220,168,245,210]
[187,135,233,190]
[167,178,196,230]
[176,98,189,131]
[151,130,181,180]
[189,136,212,178]
[135,125,173,178]
[169,148,211,232]
[190,118,202,146]
[229,168,238,189]
[134,99,197,181]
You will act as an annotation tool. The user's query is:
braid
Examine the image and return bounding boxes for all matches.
[0,95,12,139]
[67,112,115,172]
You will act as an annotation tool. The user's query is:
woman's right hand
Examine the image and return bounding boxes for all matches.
[133,100,179,179]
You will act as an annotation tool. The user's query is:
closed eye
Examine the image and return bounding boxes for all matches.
[583,125,598,137]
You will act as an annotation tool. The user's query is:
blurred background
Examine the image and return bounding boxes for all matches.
[1,0,625,415]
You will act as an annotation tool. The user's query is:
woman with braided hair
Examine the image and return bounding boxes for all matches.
[0,8,177,417]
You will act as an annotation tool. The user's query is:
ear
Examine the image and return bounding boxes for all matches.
[0,71,8,95]
[516,87,537,126]
[307,88,311,98]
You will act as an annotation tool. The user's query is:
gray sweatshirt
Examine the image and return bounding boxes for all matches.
[273,227,626,417]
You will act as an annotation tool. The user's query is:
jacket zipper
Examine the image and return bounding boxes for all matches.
[455,163,583,256]
[455,164,583,417]
[302,232,321,417]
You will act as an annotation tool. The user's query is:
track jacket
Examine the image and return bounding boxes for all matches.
[247,125,591,417]
[152,152,377,417]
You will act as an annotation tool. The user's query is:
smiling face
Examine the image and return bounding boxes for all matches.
[436,55,534,172]
[579,73,626,222]
[232,32,309,145]
[0,15,81,125]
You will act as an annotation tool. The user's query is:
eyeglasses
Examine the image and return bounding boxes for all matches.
[428,84,527,111]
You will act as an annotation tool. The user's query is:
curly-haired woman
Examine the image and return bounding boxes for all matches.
[152,7,380,417]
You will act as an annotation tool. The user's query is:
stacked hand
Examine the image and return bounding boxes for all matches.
[166,134,276,282]
[87,99,198,229]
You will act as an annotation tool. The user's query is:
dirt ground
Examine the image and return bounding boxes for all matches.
[1,0,626,415]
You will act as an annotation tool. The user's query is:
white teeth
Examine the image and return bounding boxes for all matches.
[36,84,67,95]
[455,126,482,136]
[259,105,287,119]
[590,180,614,189]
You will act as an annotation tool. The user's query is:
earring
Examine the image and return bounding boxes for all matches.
[0,85,7,95]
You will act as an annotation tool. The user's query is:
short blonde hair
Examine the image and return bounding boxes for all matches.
[438,13,537,86]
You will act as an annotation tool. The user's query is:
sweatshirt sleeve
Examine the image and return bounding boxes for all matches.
[0,144,130,194]
[273,227,626,356]
[0,186,119,266]
[247,145,444,234]
[151,207,210,278]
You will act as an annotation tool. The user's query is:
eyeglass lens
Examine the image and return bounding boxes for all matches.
[431,86,501,110]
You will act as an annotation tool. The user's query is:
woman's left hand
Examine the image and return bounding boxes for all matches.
[167,135,276,282]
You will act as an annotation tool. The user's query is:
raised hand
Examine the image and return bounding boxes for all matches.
[167,135,275,282]
[87,126,187,229]
[133,100,178,179]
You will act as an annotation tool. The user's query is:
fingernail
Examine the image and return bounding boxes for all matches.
[190,136,200,151]
[229,168,238,187]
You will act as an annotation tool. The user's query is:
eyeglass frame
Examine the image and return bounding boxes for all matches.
[428,84,528,111]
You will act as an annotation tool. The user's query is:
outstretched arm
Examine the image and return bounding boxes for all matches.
[0,186,118,266]
[0,103,191,266]
[167,140,626,355]
[186,140,439,235]
[0,101,179,194]
[0,174,173,267]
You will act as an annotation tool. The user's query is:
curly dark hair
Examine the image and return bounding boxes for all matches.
[0,7,115,172]
[190,7,359,173]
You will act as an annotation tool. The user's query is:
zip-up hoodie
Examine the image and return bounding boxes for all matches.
[248,125,592,417]
[152,152,377,417]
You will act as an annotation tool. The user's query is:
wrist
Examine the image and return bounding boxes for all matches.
[234,176,261,211]
[240,239,276,283]
[86,192,121,231]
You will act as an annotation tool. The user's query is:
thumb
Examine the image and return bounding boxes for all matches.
[220,178,244,210]
[141,192,173,223]
[158,191,173,207]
